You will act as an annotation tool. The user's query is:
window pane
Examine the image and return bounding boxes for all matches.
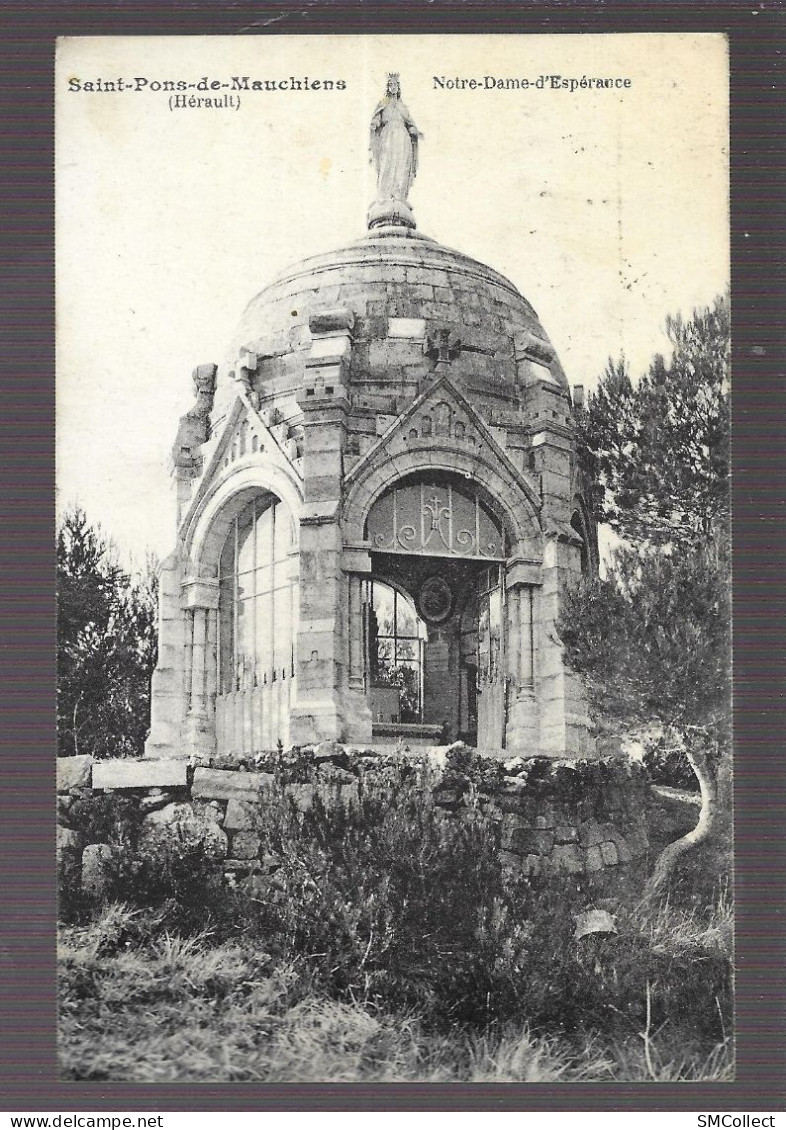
[252,503,273,573]
[255,590,271,683]
[236,597,253,689]
[274,503,293,559]
[219,599,234,694]
[236,504,255,576]
[218,492,293,698]
[397,664,421,722]
[219,534,234,580]
[273,582,292,676]
[255,562,273,598]
[395,592,419,637]
[366,490,395,550]
[478,502,503,558]
[372,584,396,636]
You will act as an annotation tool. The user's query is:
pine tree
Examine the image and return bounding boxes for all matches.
[57,507,158,759]
[577,294,729,547]
[561,296,731,893]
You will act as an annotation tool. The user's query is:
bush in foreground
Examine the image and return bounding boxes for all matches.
[58,757,733,1080]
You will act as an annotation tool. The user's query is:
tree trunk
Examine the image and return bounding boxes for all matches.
[643,737,718,899]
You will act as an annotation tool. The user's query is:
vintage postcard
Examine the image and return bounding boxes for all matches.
[56,33,730,1085]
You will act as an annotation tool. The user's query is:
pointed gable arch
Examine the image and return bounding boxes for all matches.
[342,373,543,558]
[179,395,304,578]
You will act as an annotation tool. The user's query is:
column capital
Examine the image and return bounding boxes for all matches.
[505,558,542,588]
[181,578,220,610]
[342,546,372,574]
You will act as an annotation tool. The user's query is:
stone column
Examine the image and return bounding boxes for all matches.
[290,310,354,746]
[504,558,540,754]
[536,533,595,758]
[514,352,596,759]
[205,607,218,725]
[343,549,374,742]
[182,578,220,759]
[347,575,364,690]
[145,552,188,758]
[520,584,535,690]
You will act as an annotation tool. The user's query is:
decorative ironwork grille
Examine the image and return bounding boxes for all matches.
[366,480,505,559]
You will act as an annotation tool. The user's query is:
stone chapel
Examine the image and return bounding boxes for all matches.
[144,78,599,763]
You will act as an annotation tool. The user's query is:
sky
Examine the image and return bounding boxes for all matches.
[56,33,729,568]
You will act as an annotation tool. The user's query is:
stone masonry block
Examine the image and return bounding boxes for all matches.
[501,812,532,832]
[143,802,194,828]
[92,759,187,791]
[224,798,256,831]
[287,783,315,812]
[585,845,604,872]
[403,266,440,284]
[523,854,542,877]
[198,800,225,826]
[57,826,82,856]
[81,844,113,899]
[578,821,615,849]
[551,843,585,874]
[57,755,93,793]
[318,781,360,808]
[554,824,579,844]
[388,317,426,338]
[600,841,619,866]
[231,832,262,860]
[191,768,274,800]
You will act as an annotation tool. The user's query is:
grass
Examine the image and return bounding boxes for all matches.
[58,914,613,1083]
[58,898,734,1083]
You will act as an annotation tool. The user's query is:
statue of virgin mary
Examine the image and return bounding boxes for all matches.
[369,74,422,204]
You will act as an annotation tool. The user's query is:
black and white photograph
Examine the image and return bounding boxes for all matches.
[55,32,732,1084]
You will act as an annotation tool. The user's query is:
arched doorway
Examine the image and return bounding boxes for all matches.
[364,472,508,746]
[215,491,297,754]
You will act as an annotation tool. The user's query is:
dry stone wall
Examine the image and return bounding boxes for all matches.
[56,743,652,897]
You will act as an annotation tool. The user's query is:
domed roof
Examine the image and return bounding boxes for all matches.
[229,225,568,406]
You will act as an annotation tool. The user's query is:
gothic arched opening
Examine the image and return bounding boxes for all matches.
[364,473,509,747]
[215,491,297,755]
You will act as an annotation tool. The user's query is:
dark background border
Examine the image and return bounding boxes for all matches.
[2,0,784,1113]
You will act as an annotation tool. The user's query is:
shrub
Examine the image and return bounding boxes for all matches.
[237,761,732,1047]
[58,847,86,924]
[67,792,143,845]
[58,791,238,934]
[98,836,233,934]
[242,765,534,1029]
[58,755,733,1062]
